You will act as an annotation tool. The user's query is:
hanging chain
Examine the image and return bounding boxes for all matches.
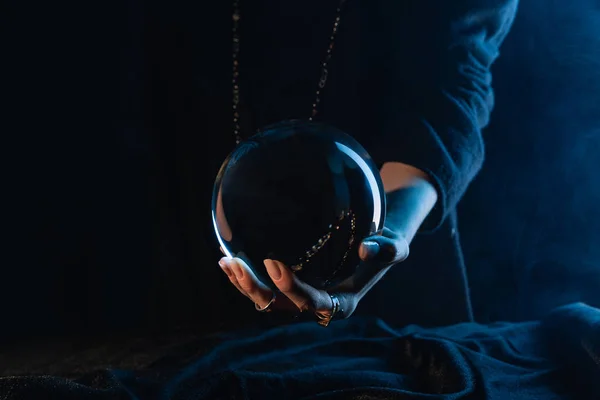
[309,1,345,122]
[231,0,346,145]
[232,0,242,144]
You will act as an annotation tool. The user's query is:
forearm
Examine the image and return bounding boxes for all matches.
[352,162,436,300]
[380,162,437,244]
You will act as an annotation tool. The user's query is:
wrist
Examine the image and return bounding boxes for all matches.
[380,163,437,243]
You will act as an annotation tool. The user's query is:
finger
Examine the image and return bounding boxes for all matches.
[227,257,275,309]
[358,229,409,265]
[219,258,252,299]
[264,259,332,312]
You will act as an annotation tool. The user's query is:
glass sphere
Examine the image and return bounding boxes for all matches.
[212,120,385,290]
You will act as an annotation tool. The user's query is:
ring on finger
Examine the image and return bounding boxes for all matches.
[315,293,342,327]
[255,292,276,313]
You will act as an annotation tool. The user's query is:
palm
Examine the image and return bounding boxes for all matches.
[218,226,408,323]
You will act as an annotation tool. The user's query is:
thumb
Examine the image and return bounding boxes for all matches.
[358,234,409,265]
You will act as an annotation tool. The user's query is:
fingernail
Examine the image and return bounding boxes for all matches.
[219,257,231,267]
[265,259,282,280]
[359,241,380,260]
[231,260,244,279]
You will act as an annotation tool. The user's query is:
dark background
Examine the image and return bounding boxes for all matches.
[459,0,600,323]
[2,0,600,344]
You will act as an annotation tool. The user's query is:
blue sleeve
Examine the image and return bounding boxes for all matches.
[366,0,519,231]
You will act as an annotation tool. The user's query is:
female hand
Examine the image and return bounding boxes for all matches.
[218,226,409,326]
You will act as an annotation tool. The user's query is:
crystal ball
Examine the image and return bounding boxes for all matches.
[212,120,386,290]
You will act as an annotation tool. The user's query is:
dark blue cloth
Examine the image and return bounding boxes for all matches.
[1,302,598,399]
[363,0,519,232]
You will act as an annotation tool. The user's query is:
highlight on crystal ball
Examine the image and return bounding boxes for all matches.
[212,120,386,290]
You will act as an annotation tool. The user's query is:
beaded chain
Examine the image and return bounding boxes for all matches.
[290,210,356,272]
[230,0,356,283]
[231,0,346,144]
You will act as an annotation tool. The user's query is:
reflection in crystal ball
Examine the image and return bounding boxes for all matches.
[212,120,386,290]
